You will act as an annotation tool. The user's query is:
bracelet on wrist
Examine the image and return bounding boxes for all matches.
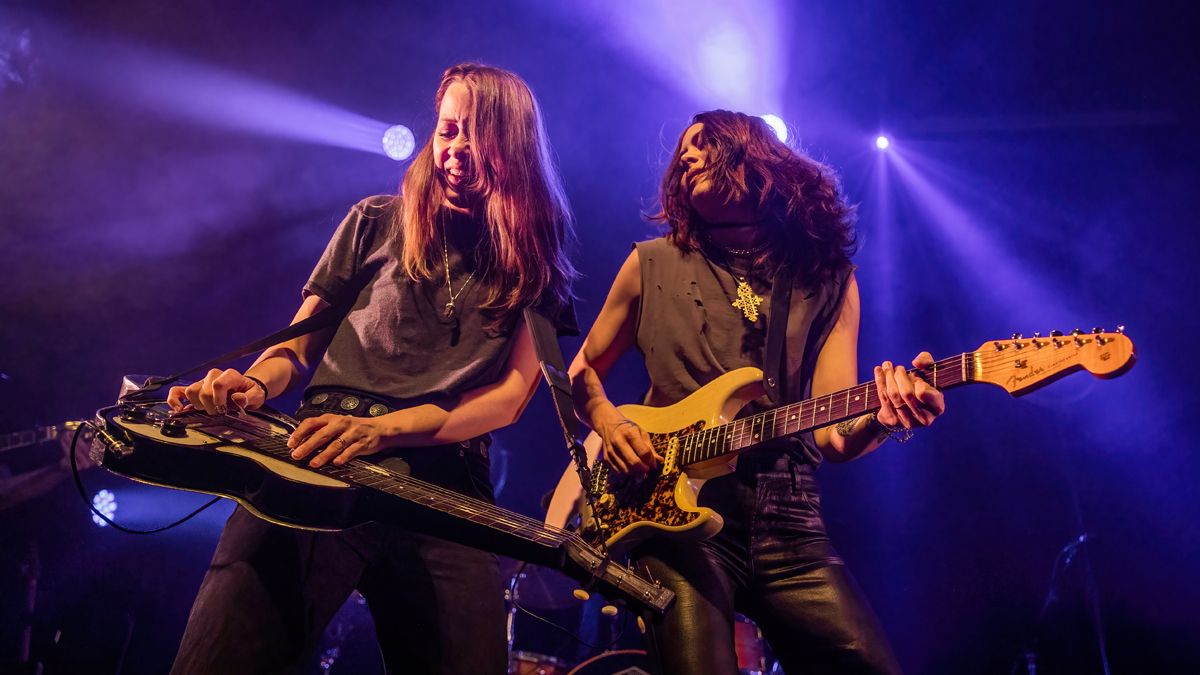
[869,411,913,444]
[244,374,270,400]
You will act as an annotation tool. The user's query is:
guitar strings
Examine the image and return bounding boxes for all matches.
[199,411,577,542]
[678,341,1112,464]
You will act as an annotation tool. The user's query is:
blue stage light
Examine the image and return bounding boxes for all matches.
[382,125,415,161]
[760,114,787,142]
[875,135,891,151]
[91,489,117,527]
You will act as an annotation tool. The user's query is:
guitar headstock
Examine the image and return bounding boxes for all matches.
[563,535,675,614]
[973,327,1136,396]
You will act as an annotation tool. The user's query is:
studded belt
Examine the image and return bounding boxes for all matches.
[296,388,489,457]
[299,388,395,418]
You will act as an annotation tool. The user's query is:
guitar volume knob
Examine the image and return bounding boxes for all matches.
[160,418,188,438]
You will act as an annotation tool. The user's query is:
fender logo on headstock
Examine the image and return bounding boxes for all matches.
[1006,366,1046,389]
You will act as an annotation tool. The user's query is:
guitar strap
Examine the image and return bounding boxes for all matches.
[121,299,352,401]
[522,307,593,502]
[762,270,794,404]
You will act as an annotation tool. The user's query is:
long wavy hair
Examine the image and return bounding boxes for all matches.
[653,110,856,284]
[392,63,575,323]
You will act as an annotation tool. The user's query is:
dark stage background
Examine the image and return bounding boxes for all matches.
[1,0,1197,672]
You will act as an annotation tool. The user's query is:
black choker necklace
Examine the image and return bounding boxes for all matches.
[704,234,767,258]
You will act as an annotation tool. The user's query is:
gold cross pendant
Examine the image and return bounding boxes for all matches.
[731,278,762,323]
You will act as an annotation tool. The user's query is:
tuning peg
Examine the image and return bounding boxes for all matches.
[1033,332,1042,338]
[1071,328,1082,335]
[1117,325,1125,334]
[1092,327,1103,334]
[1012,333,1023,340]
[1050,330,1063,337]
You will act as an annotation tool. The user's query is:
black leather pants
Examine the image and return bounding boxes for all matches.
[637,453,902,675]
[170,391,507,675]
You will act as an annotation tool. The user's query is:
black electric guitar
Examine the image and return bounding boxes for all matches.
[548,329,1136,557]
[89,400,674,615]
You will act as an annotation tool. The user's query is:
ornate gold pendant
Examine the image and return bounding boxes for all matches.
[731,278,762,323]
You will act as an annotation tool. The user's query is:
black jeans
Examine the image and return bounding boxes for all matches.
[637,452,902,675]
[170,391,507,674]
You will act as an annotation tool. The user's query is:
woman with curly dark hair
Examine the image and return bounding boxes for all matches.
[548,110,944,673]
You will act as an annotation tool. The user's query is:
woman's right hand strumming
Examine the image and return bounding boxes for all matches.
[592,403,660,475]
[167,368,268,414]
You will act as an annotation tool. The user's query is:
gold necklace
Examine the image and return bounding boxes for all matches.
[730,274,763,323]
[704,236,765,323]
[441,235,475,319]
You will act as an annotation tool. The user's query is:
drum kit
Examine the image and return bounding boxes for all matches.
[308,565,776,674]
[504,562,778,675]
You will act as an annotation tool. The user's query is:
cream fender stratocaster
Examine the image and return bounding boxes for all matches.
[546,329,1135,557]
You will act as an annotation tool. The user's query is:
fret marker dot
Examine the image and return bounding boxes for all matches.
[854,396,860,401]
[819,406,826,412]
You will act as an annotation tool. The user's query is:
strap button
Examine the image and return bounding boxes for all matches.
[766,377,777,388]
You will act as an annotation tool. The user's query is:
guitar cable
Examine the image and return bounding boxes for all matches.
[68,420,221,534]
[508,560,630,653]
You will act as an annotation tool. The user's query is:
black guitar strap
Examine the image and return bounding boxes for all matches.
[762,270,794,404]
[121,300,352,401]
[522,306,593,500]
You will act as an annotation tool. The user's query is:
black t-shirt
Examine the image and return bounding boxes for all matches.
[303,196,577,407]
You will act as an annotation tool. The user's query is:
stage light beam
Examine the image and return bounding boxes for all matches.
[875,135,891,151]
[761,114,788,142]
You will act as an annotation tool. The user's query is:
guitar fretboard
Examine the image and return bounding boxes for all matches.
[192,414,572,550]
[680,353,973,466]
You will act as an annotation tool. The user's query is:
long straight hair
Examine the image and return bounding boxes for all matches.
[393,63,575,323]
[653,110,856,285]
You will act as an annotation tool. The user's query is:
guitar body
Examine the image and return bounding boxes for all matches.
[583,367,767,557]
[97,403,368,531]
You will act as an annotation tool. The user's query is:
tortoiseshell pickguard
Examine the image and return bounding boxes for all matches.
[583,421,706,547]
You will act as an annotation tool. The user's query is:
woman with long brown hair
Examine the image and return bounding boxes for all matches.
[167,63,576,675]
[550,110,944,672]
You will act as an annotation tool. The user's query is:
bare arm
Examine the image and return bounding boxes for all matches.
[568,250,658,473]
[291,319,544,467]
[546,251,652,527]
[811,274,945,462]
[167,293,338,413]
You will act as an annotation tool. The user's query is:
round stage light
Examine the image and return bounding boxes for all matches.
[760,114,788,142]
[382,124,415,161]
[92,489,117,527]
[875,135,891,151]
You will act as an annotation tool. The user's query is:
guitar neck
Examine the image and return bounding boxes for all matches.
[0,426,57,454]
[225,424,672,612]
[681,353,974,466]
[231,430,571,551]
